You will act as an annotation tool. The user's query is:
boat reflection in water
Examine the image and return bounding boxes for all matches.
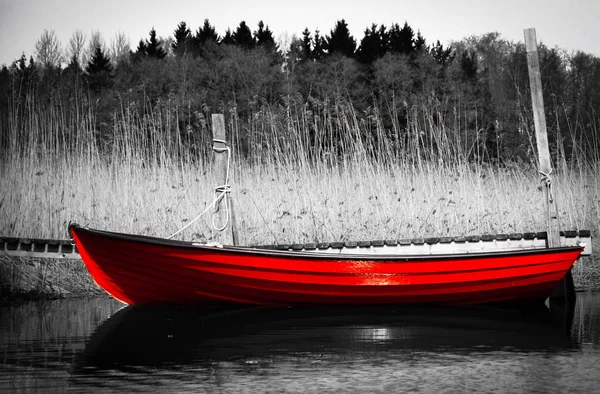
[78,301,577,369]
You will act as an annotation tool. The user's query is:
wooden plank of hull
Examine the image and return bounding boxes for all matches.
[70,226,584,306]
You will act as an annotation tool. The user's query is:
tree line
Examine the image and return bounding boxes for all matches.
[1,19,599,166]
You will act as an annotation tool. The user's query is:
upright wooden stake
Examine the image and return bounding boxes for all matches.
[524,28,560,248]
[525,29,573,303]
[211,114,237,245]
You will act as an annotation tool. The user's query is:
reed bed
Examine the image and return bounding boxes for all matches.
[1,95,599,295]
[2,150,597,243]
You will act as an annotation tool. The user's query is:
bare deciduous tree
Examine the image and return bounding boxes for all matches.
[86,30,106,66]
[35,29,63,69]
[160,35,174,58]
[110,31,131,66]
[67,30,86,67]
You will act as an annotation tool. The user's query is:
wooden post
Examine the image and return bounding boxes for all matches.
[211,114,237,245]
[525,29,574,304]
[524,28,560,248]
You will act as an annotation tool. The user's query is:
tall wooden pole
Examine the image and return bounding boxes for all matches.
[211,114,237,245]
[525,29,573,303]
[524,28,560,248]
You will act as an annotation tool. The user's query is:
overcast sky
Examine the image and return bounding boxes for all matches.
[1,0,598,67]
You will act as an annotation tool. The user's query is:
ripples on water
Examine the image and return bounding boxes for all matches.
[1,294,599,393]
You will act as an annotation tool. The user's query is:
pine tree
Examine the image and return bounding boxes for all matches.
[356,24,388,64]
[300,28,312,62]
[195,19,219,44]
[172,21,192,57]
[86,45,112,93]
[62,53,85,93]
[146,28,167,59]
[11,53,37,87]
[326,19,356,57]
[130,39,148,61]
[460,49,478,80]
[221,29,235,45]
[193,19,221,58]
[254,21,276,52]
[430,40,453,67]
[232,21,254,49]
[87,46,112,73]
[414,31,427,53]
[65,54,83,75]
[14,53,27,72]
[312,29,326,60]
[389,22,414,54]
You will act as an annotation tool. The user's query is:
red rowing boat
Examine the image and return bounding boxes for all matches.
[69,225,584,306]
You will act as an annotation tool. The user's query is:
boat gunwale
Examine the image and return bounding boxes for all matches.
[69,225,584,262]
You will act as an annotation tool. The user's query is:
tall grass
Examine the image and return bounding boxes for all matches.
[1,91,598,249]
[2,88,600,293]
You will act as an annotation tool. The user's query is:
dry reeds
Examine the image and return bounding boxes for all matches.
[1,90,599,293]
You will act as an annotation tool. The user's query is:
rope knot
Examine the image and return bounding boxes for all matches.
[211,138,232,231]
[539,169,554,203]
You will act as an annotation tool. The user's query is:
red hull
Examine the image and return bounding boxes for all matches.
[69,225,583,306]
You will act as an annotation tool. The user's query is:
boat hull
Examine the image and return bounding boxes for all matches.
[69,226,584,306]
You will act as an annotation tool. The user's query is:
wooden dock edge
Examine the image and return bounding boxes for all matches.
[0,231,592,260]
[0,238,79,259]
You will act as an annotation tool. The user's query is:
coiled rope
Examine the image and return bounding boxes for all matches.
[167,138,231,239]
[211,138,231,232]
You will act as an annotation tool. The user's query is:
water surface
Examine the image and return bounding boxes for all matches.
[1,294,599,393]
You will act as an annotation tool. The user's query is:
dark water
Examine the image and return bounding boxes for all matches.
[1,294,600,393]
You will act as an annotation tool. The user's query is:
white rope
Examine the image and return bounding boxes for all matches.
[211,139,231,231]
[539,168,554,203]
[166,191,227,239]
[167,138,232,239]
